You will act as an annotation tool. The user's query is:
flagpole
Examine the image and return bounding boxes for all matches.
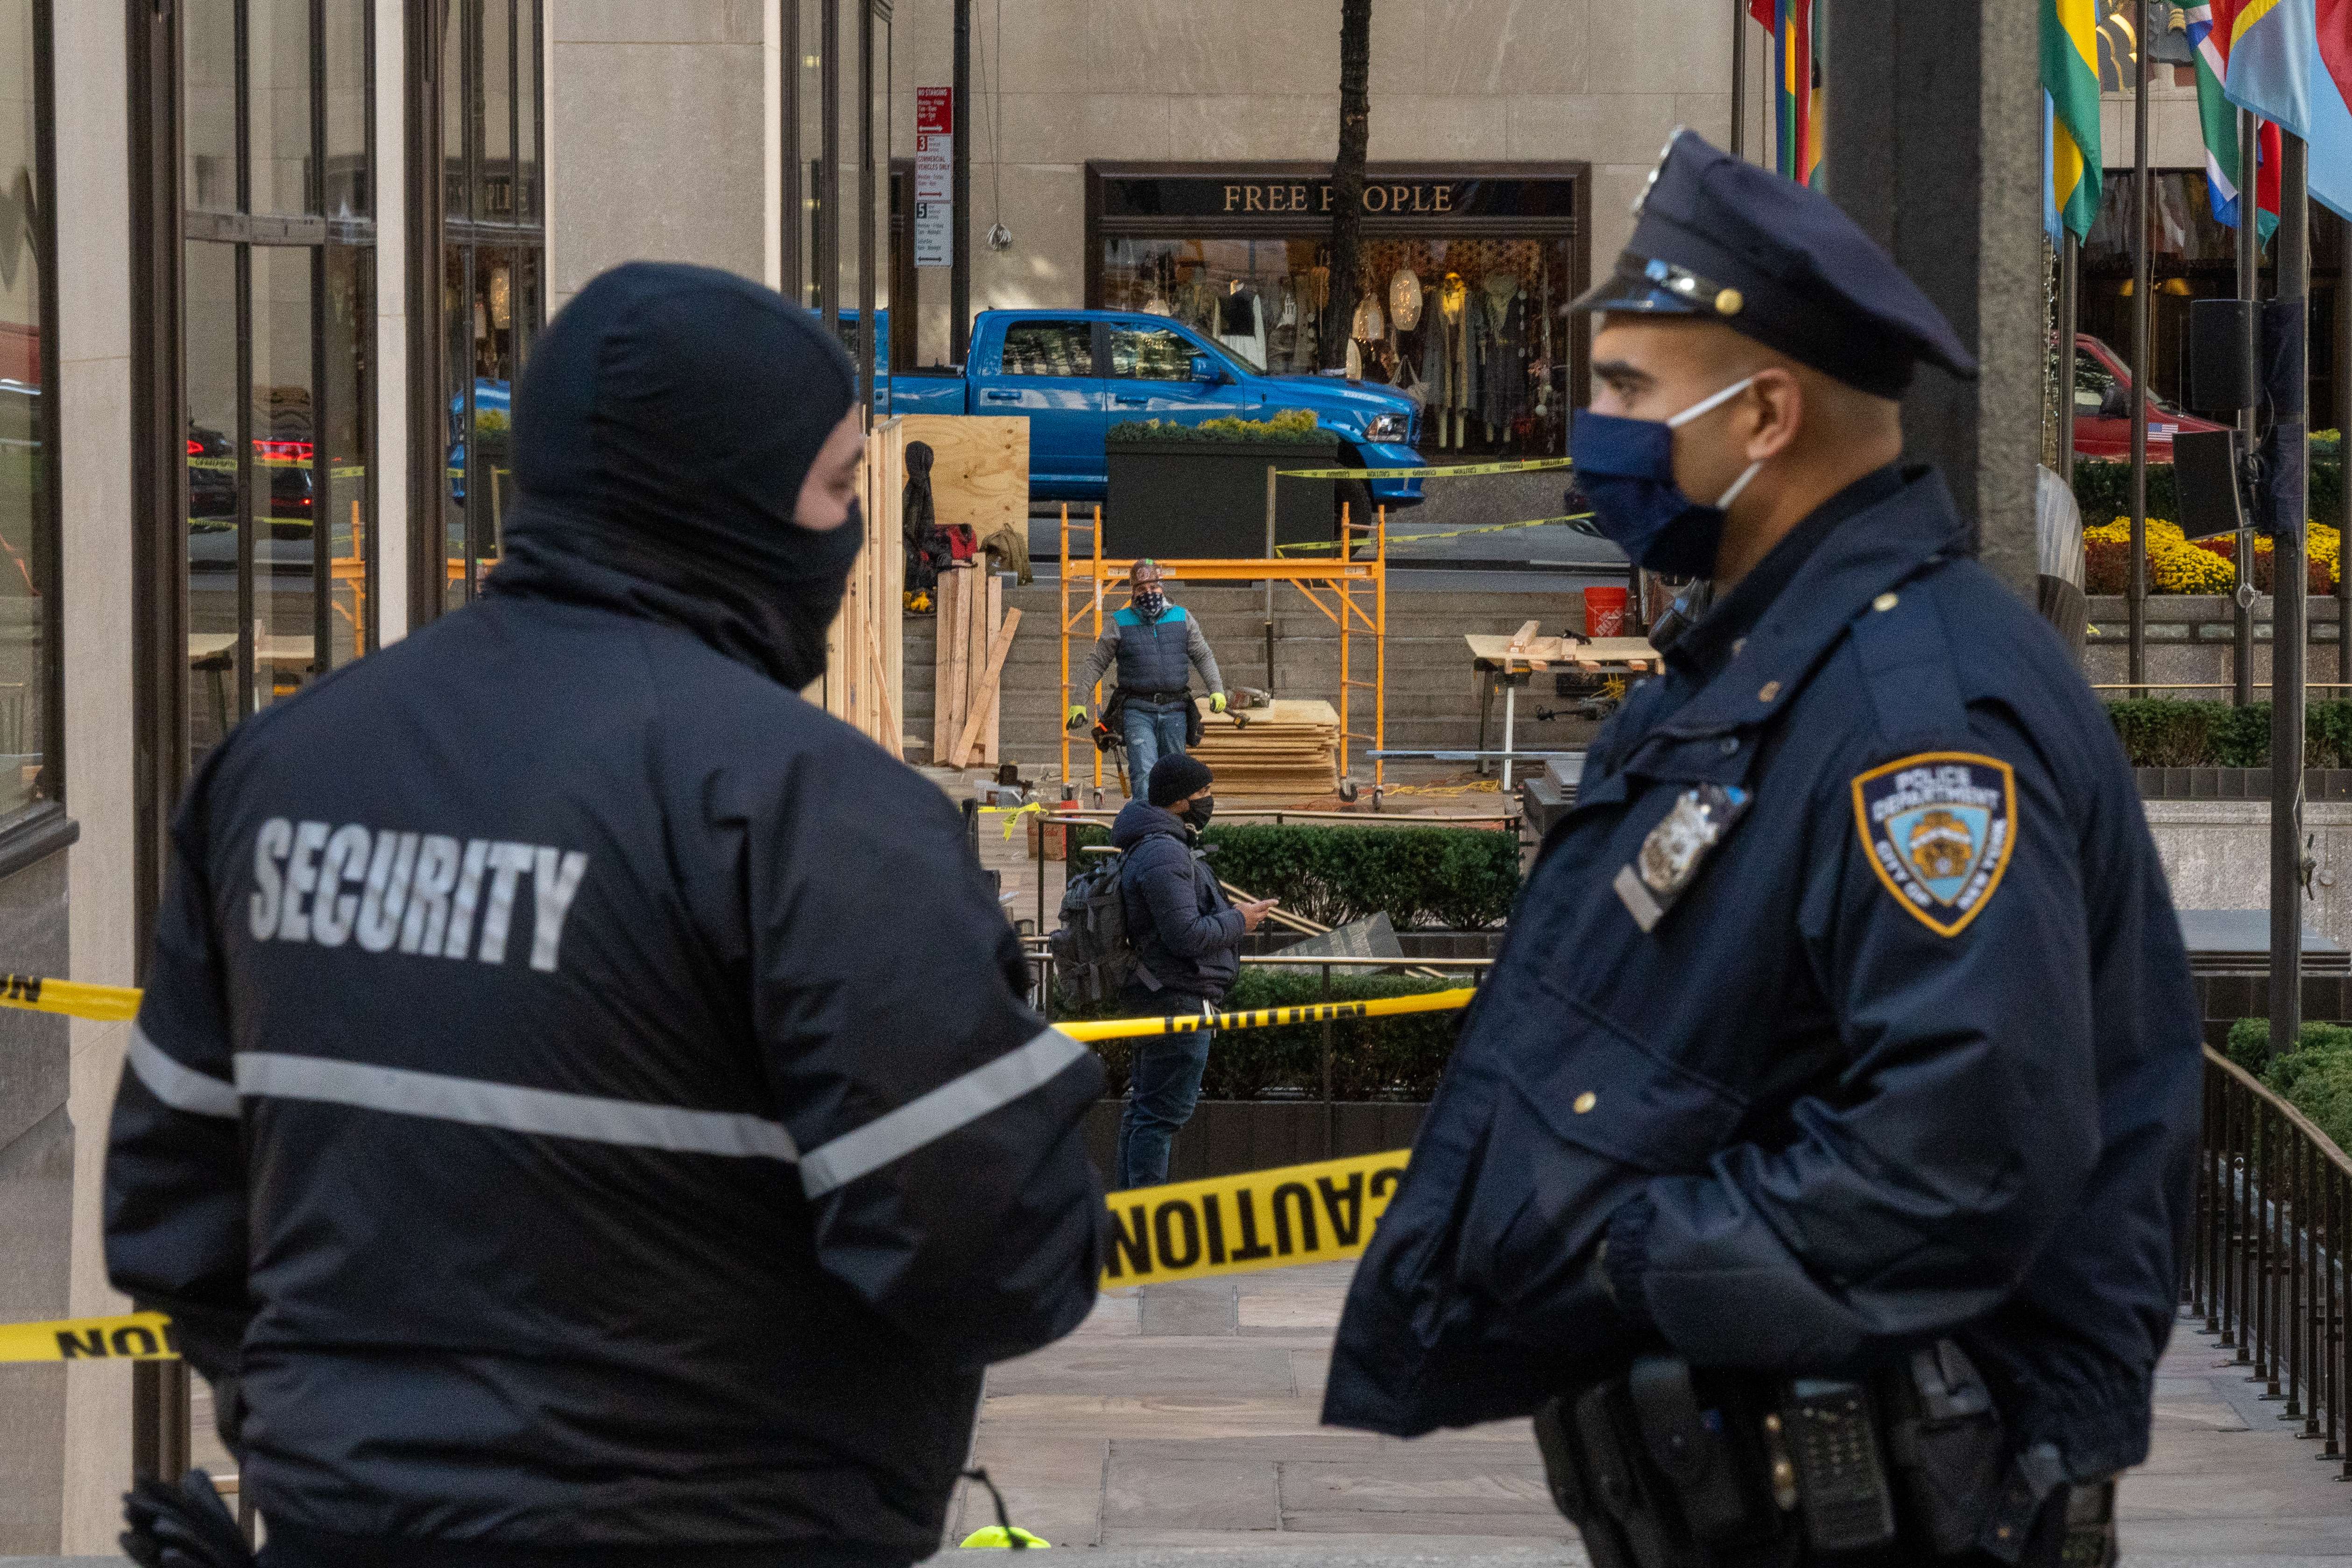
[2057,232,2078,485]
[2236,108,2259,706]
[2128,0,2151,693]
[1731,0,1748,160]
[2269,129,2310,1060]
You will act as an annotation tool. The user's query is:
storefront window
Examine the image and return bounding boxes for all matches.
[441,0,544,612]
[180,0,374,771]
[1089,167,1587,459]
[0,0,55,818]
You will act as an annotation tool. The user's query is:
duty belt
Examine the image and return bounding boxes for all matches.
[1118,687,1192,706]
[1530,1343,2116,1568]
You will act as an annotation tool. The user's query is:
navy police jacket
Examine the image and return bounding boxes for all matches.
[1324,466,2200,1485]
[103,269,1106,1561]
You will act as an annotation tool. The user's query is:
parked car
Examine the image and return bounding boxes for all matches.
[880,309,1426,507]
[2070,331,2227,462]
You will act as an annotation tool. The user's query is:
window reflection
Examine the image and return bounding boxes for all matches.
[0,0,48,815]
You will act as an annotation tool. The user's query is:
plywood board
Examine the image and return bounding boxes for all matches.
[898,414,1030,544]
[810,417,904,758]
[1464,632,1657,671]
[982,572,1004,765]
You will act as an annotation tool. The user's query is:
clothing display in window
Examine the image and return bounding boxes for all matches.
[1351,292,1385,343]
[1419,272,1476,444]
[1476,269,1530,433]
[1216,286,1266,369]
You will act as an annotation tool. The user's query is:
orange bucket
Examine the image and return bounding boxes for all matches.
[1584,585,1629,638]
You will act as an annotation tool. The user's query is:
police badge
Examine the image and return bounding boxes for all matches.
[1851,751,2017,936]
[1613,783,1751,933]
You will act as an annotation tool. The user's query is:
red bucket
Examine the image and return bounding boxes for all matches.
[1584,586,1629,638]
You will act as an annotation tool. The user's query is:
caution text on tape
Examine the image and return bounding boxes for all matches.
[1102,1148,1410,1287]
[1271,455,1573,481]
[1058,986,1475,1043]
[0,1312,179,1363]
[0,973,141,1022]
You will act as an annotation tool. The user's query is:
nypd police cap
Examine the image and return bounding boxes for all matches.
[1570,129,1978,400]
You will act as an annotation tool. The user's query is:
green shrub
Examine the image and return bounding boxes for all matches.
[1074,970,1469,1101]
[1108,409,1325,444]
[2225,1017,2271,1074]
[2106,699,2352,767]
[2225,1018,2352,1158]
[1068,822,1521,930]
[2075,436,2341,533]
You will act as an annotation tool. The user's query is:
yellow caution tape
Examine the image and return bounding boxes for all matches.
[0,973,141,1022]
[978,801,1046,840]
[1277,511,1596,554]
[1102,1147,1411,1286]
[1059,986,1474,1044]
[0,1312,179,1363]
[1272,456,1573,480]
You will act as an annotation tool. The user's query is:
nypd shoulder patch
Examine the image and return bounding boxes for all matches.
[1850,751,2016,937]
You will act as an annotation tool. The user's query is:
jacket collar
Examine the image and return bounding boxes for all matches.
[1649,464,1966,741]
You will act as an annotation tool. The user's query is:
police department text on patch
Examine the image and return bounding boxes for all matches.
[1850,753,2016,938]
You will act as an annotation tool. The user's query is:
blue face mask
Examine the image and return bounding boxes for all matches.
[1568,375,1765,579]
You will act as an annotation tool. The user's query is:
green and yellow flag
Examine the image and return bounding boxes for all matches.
[2042,0,2104,239]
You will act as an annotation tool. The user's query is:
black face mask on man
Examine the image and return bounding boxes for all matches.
[1133,585,1167,618]
[1183,794,1215,831]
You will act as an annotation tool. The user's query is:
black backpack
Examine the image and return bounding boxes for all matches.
[1048,851,1137,1007]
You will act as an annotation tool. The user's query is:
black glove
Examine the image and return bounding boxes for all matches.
[120,1470,254,1568]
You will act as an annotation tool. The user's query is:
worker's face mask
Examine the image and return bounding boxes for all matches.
[771,499,867,690]
[1183,794,1215,831]
[1133,585,1166,618]
[1568,375,1765,579]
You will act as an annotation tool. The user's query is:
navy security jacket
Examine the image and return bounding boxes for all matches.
[103,359,1106,1556]
[1324,467,2200,1486]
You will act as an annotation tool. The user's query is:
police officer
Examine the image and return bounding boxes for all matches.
[105,262,1106,1567]
[1324,133,2200,1568]
[1067,559,1229,786]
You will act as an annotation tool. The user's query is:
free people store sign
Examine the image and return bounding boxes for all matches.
[1098,173,1578,223]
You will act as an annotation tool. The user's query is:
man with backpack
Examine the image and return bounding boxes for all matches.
[1105,755,1274,1187]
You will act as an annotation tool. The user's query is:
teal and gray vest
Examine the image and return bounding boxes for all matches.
[1076,603,1224,705]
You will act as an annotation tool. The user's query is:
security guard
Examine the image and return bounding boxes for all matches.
[106,263,1106,1567]
[1324,133,2200,1568]
[1067,559,1229,786]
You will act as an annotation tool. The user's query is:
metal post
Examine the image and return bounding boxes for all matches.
[2268,131,2310,1062]
[1321,961,1335,1158]
[2338,210,2350,688]
[857,1,876,421]
[1092,505,1105,795]
[818,0,840,332]
[1264,463,1278,687]
[1730,0,1747,161]
[2238,109,2260,706]
[1374,504,1388,798]
[1059,502,1070,786]
[2128,0,2151,692]
[2056,232,2078,484]
[950,0,970,365]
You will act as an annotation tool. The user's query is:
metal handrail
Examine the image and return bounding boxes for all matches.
[2186,1045,2352,1477]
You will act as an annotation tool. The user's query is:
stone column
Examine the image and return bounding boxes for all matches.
[1820,0,2043,600]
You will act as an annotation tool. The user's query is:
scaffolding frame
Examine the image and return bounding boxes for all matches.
[1059,504,1389,796]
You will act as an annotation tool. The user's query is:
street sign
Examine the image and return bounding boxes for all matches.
[916,87,952,266]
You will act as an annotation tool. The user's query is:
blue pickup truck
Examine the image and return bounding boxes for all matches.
[882,309,1425,507]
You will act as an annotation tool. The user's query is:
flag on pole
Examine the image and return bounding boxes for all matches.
[1748,0,1824,185]
[2043,93,2066,245]
[2220,0,2352,221]
[2187,1,2284,237]
[2042,0,2104,239]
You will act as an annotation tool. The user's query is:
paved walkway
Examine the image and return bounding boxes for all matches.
[944,1260,2352,1562]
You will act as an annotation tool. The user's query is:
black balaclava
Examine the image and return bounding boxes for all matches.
[489,261,862,690]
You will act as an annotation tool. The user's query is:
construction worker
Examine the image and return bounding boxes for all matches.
[105,262,1106,1567]
[1067,559,1229,789]
[1326,134,2198,1567]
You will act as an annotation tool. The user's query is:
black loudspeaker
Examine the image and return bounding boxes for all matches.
[2173,428,2246,539]
[2184,298,2259,413]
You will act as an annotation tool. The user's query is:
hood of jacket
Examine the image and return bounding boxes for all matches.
[485,261,862,690]
[1110,798,1190,852]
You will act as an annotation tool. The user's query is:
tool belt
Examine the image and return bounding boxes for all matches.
[1531,1343,2116,1568]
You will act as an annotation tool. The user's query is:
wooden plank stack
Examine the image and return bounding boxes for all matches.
[1186,699,1341,799]
[933,565,1011,769]
[807,417,905,757]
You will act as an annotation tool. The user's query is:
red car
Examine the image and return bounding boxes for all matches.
[2070,331,2227,461]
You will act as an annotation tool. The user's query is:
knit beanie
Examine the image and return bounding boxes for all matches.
[1148,753,1215,808]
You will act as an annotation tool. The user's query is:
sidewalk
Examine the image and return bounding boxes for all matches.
[941,1259,2352,1563]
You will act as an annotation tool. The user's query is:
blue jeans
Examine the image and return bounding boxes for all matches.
[1121,700,1191,797]
[1113,1000,1214,1189]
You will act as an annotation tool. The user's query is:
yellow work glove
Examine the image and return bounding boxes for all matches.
[1209,692,1228,713]
[1066,706,1089,731]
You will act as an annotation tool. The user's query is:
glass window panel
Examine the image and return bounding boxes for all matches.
[324,243,369,667]
[443,245,469,610]
[183,0,238,212]
[443,0,468,221]
[515,0,539,222]
[184,239,242,766]
[247,0,315,215]
[1000,322,1093,377]
[835,0,860,316]
[479,0,511,221]
[1109,325,1197,381]
[249,245,316,711]
[325,0,369,218]
[0,0,44,812]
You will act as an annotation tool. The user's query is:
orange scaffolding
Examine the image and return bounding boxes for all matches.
[1058,503,1388,798]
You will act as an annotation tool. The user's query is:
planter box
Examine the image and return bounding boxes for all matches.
[1084,1098,1426,1183]
[1104,438,1339,559]
[2137,766,2352,801]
